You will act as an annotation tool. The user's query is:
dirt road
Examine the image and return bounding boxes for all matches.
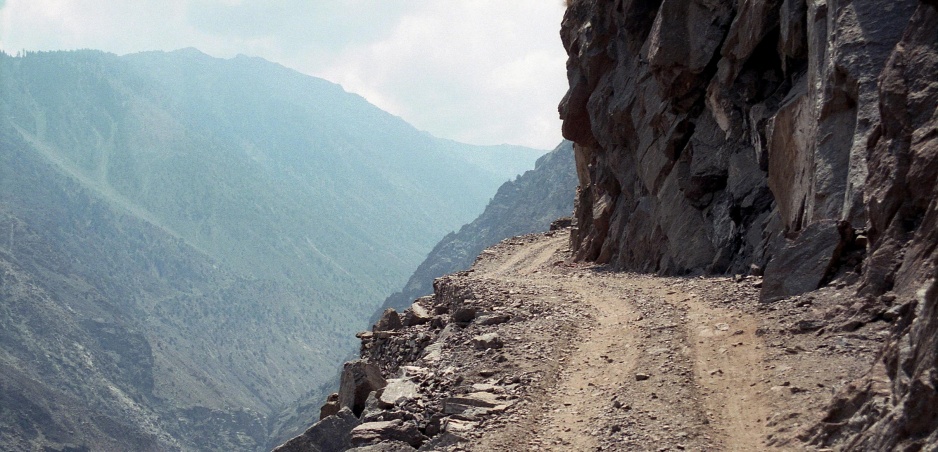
[457,232,885,451]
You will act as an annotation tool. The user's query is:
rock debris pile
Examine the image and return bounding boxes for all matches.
[276,232,590,451]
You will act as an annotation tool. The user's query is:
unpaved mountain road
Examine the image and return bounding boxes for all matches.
[457,232,887,451]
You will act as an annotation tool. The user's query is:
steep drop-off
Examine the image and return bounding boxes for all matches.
[380,141,577,314]
[0,49,544,451]
[559,0,937,449]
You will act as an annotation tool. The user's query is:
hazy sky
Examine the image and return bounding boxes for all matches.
[0,0,569,149]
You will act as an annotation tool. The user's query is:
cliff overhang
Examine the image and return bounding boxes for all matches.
[559,0,938,448]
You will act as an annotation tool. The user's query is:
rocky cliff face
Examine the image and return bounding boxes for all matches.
[559,0,937,449]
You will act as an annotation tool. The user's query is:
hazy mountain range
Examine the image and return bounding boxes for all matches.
[0,48,545,450]
[380,140,576,315]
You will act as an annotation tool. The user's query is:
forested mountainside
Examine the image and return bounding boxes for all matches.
[380,140,577,314]
[560,0,937,448]
[0,49,544,451]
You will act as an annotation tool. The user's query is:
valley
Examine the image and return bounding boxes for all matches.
[0,49,546,450]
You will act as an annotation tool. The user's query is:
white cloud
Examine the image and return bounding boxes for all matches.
[0,0,568,149]
[314,1,567,148]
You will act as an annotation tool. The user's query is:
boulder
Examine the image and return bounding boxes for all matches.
[418,432,467,450]
[443,392,500,411]
[474,313,511,326]
[378,378,420,409]
[761,220,845,302]
[349,420,426,448]
[361,408,408,424]
[319,392,340,420]
[443,419,477,434]
[402,302,431,327]
[451,306,477,324]
[420,343,443,364]
[273,407,359,452]
[339,360,387,417]
[470,383,500,393]
[472,333,503,350]
[550,217,573,230]
[347,442,416,452]
[443,392,511,419]
[374,308,403,332]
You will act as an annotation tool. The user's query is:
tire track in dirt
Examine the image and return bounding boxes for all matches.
[472,236,772,451]
[481,234,567,279]
[684,298,772,450]
[457,232,880,451]
[535,278,639,451]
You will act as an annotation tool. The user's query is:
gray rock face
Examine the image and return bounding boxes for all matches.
[559,0,917,276]
[560,0,938,448]
[349,419,426,448]
[339,360,387,417]
[374,309,403,332]
[378,378,420,409]
[273,407,359,452]
[803,4,938,450]
[761,220,845,302]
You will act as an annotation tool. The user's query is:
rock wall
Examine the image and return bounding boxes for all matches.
[559,0,937,448]
[805,4,938,450]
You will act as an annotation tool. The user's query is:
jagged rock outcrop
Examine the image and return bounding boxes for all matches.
[804,4,938,450]
[339,361,388,418]
[560,0,917,281]
[273,407,359,452]
[559,0,937,448]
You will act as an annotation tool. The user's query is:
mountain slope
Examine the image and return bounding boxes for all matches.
[2,48,543,316]
[0,127,278,450]
[381,141,576,313]
[0,49,544,451]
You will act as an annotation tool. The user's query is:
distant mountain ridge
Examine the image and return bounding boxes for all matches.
[0,48,545,451]
[381,141,576,314]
